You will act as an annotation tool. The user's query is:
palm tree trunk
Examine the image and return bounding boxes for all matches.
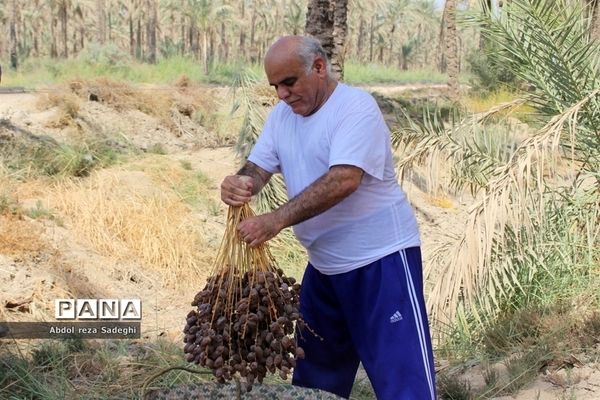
[51,16,58,58]
[356,16,365,61]
[305,0,334,58]
[369,15,375,62]
[220,22,229,62]
[389,24,395,65]
[136,17,142,59]
[202,31,209,74]
[108,10,113,42]
[591,0,600,41]
[97,0,107,44]
[305,0,348,80]
[130,15,135,57]
[250,7,257,62]
[209,29,216,70]
[10,0,18,69]
[444,0,460,101]
[79,16,84,51]
[59,1,68,58]
[239,0,246,60]
[331,0,348,80]
[146,0,157,63]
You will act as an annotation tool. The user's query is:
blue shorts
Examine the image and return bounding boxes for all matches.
[292,247,436,399]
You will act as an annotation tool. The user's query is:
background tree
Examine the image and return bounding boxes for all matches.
[58,0,69,58]
[96,0,107,44]
[443,0,460,101]
[590,0,600,41]
[10,0,18,69]
[0,0,447,72]
[146,0,157,63]
[305,0,348,80]
[395,0,600,331]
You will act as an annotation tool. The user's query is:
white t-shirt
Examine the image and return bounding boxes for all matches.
[248,83,420,275]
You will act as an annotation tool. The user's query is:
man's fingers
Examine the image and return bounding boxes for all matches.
[220,175,256,206]
[224,193,250,206]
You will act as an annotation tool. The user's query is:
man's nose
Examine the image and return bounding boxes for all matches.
[277,86,290,100]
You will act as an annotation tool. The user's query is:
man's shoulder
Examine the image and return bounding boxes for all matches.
[333,83,379,111]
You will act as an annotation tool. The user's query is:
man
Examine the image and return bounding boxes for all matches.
[220,35,436,399]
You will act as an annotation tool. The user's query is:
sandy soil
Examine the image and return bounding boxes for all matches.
[1,88,598,399]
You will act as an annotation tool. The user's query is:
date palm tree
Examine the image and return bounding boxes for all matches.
[305,0,349,81]
[57,0,70,58]
[394,0,600,332]
[146,0,157,63]
[10,0,18,69]
[590,0,600,40]
[443,0,460,100]
[96,0,107,44]
[185,0,231,74]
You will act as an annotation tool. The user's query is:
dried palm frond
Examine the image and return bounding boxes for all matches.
[393,100,525,195]
[425,90,600,327]
[230,69,286,211]
[395,0,600,334]
[230,69,305,269]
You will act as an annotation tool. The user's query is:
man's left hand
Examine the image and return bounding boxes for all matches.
[238,213,283,248]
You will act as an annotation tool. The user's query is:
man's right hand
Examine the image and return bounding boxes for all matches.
[221,175,254,206]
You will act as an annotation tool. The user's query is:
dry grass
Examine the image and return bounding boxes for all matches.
[0,216,46,256]
[463,90,535,120]
[49,167,211,289]
[37,92,82,128]
[66,78,233,147]
[427,194,455,209]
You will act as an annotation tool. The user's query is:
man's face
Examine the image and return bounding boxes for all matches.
[264,54,325,117]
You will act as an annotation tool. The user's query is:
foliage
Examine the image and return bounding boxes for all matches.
[0,339,210,399]
[5,56,262,88]
[0,121,125,179]
[465,49,517,94]
[1,0,443,75]
[3,57,456,88]
[437,373,473,400]
[437,303,600,398]
[394,0,600,333]
[345,62,447,85]
[78,42,132,67]
[230,69,307,278]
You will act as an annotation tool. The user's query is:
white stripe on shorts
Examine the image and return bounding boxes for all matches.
[400,249,435,400]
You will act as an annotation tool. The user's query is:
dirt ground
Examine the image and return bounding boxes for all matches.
[1,88,599,399]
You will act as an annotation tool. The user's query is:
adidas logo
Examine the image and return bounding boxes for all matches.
[390,311,403,323]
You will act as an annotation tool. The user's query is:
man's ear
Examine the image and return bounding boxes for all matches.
[313,57,326,75]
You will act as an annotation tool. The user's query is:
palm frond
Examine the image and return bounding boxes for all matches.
[393,98,526,195]
[483,0,600,129]
[425,88,600,328]
[231,69,305,270]
[393,0,600,334]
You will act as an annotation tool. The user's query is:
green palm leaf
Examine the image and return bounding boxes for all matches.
[395,0,600,333]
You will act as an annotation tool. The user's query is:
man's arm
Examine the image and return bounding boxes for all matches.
[238,164,363,247]
[274,164,362,228]
[236,161,272,195]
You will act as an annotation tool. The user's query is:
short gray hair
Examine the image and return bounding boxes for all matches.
[297,36,331,74]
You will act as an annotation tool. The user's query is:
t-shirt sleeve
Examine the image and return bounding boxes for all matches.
[328,95,388,180]
[247,109,281,174]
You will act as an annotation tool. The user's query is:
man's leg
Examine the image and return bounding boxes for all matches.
[330,247,437,400]
[292,264,360,399]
